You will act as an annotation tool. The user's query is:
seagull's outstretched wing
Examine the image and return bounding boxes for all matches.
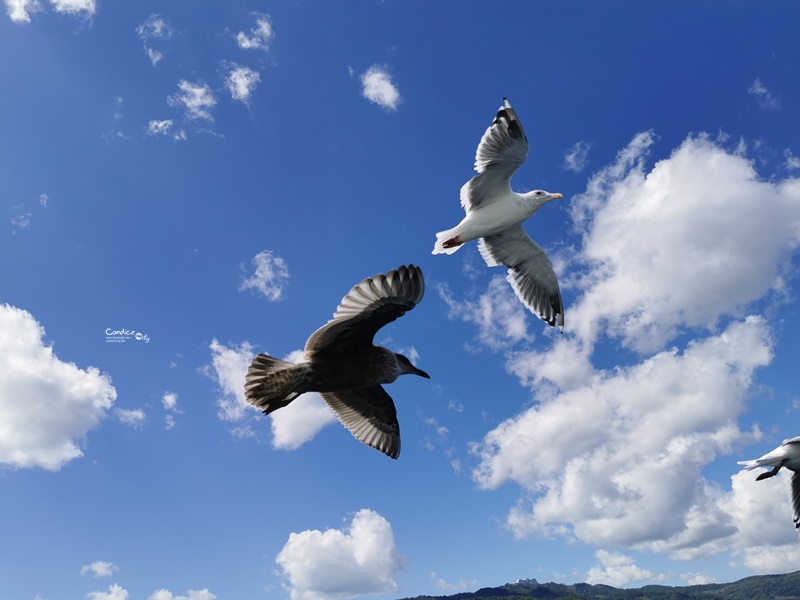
[320,388,400,459]
[792,471,800,529]
[479,225,564,328]
[461,98,530,212]
[305,265,424,352]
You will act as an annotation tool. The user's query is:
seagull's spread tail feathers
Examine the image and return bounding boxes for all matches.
[432,229,463,255]
[244,354,309,414]
[737,459,760,470]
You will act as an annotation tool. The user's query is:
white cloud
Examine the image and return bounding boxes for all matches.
[459,130,800,566]
[87,584,128,600]
[168,80,217,121]
[236,13,273,51]
[0,304,116,470]
[439,276,531,351]
[146,120,173,136]
[225,65,260,103]
[569,131,800,354]
[748,78,781,110]
[162,391,179,412]
[276,509,405,600]
[563,141,591,173]
[115,408,145,428]
[136,15,173,66]
[11,212,31,232]
[147,590,216,600]
[784,148,800,171]
[430,572,479,591]
[206,339,255,422]
[165,414,176,430]
[239,250,289,301]
[49,0,94,18]
[360,65,401,111]
[5,0,41,23]
[39,193,48,207]
[80,561,118,578]
[585,550,655,588]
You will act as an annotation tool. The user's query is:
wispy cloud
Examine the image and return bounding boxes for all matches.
[50,0,94,18]
[239,250,289,300]
[39,193,48,207]
[236,13,273,51]
[360,64,401,111]
[10,212,31,233]
[81,561,118,578]
[5,0,41,23]
[563,140,591,172]
[224,64,260,103]
[748,78,781,110]
[135,14,173,66]
[115,408,145,428]
[146,120,173,136]
[147,589,216,600]
[168,80,217,121]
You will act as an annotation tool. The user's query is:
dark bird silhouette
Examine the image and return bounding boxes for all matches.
[433,98,564,328]
[738,435,800,530]
[244,264,428,459]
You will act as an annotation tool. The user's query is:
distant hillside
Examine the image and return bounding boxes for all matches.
[399,571,800,600]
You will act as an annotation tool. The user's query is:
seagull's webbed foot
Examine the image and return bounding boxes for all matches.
[755,461,787,481]
[442,236,463,249]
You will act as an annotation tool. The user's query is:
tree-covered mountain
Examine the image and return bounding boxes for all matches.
[400,571,800,600]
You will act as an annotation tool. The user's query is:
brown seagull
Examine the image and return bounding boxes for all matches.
[244,264,429,459]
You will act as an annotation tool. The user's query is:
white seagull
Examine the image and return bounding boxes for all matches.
[432,98,564,328]
[738,435,800,529]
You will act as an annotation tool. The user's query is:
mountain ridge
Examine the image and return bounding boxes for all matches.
[399,571,800,600]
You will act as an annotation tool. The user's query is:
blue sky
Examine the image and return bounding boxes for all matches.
[2,1,800,599]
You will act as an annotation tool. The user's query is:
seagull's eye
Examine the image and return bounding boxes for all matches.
[536,191,543,196]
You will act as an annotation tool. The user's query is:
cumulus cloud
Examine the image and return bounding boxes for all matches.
[80,561,118,578]
[276,509,405,600]
[585,550,655,588]
[87,583,128,600]
[161,391,180,429]
[168,80,216,121]
[563,141,591,172]
[239,250,289,300]
[136,14,173,66]
[455,131,800,566]
[5,0,41,23]
[784,149,800,171]
[236,13,273,51]
[569,131,800,354]
[225,65,260,103]
[0,304,116,470]
[147,590,216,600]
[360,65,401,111]
[748,78,781,110]
[114,408,145,428]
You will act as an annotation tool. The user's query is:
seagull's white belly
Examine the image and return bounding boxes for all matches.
[457,196,529,243]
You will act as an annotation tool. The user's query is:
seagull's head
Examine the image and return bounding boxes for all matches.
[528,190,563,208]
[395,353,430,379]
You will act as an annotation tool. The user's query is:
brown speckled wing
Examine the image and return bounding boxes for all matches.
[320,387,400,459]
[305,265,424,353]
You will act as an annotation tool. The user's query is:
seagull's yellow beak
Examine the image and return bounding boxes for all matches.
[553,193,563,199]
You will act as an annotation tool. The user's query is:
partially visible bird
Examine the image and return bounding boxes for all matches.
[432,98,564,328]
[244,264,429,459]
[738,435,800,529]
